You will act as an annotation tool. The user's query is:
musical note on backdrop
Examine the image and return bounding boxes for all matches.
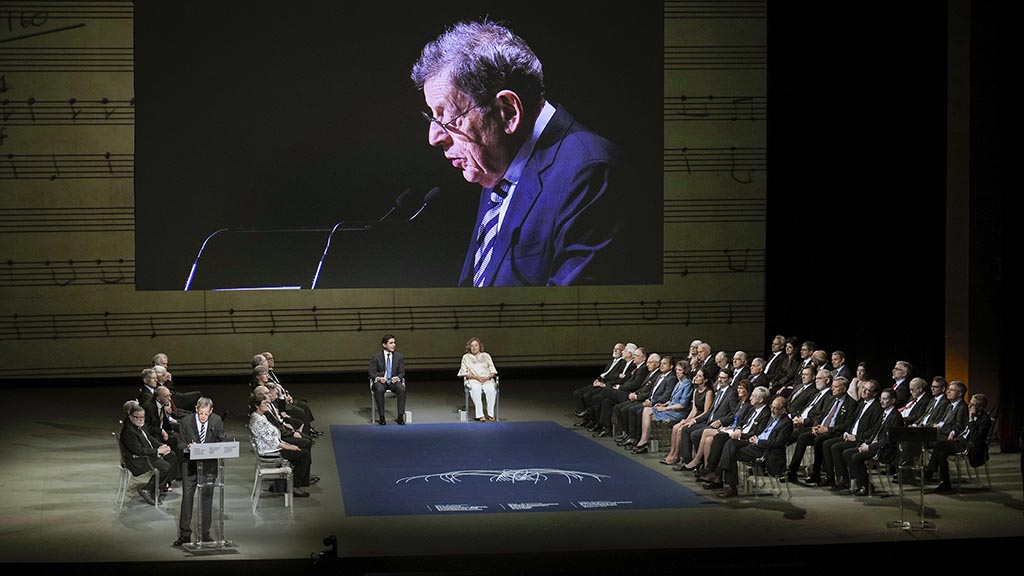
[664,147,765,178]
[0,151,132,179]
[665,248,763,278]
[0,300,765,341]
[665,95,765,122]
[269,310,277,335]
[0,258,133,287]
[0,97,134,126]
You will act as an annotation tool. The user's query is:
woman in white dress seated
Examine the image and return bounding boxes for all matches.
[459,337,498,422]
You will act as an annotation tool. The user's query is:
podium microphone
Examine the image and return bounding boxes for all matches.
[406,186,442,221]
[310,187,437,289]
[379,188,415,222]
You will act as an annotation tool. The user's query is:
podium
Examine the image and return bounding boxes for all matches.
[887,426,938,531]
[183,441,240,551]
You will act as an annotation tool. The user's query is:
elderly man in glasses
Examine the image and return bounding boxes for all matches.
[412,19,625,287]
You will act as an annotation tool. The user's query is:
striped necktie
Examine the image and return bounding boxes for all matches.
[199,420,207,443]
[473,179,511,287]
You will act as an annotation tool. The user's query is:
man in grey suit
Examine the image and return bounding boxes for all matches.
[173,397,225,547]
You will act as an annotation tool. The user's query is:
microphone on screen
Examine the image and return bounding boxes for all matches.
[406,186,442,221]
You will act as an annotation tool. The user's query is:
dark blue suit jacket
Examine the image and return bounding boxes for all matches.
[458,105,622,286]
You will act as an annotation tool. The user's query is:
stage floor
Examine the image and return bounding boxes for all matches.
[1,377,1022,573]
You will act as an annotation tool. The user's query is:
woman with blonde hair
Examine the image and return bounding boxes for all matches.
[458,337,499,421]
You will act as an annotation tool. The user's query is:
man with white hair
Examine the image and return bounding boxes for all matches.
[572,342,636,417]
[152,354,202,409]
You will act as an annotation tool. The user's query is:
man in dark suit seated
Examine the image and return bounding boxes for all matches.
[925,388,988,493]
[120,403,179,506]
[369,333,407,425]
[173,397,225,547]
[728,351,751,390]
[137,368,157,404]
[698,385,772,489]
[571,342,634,418]
[822,379,883,491]
[889,360,913,408]
[716,396,793,498]
[619,356,677,445]
[584,349,651,435]
[596,353,660,438]
[412,19,633,287]
[143,385,186,463]
[830,350,853,382]
[842,387,904,496]
[898,377,931,425]
[798,376,856,486]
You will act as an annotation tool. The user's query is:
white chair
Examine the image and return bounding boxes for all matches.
[464,376,500,420]
[369,378,405,423]
[113,428,160,511]
[249,436,293,512]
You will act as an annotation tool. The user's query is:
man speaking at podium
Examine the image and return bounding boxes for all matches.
[174,397,226,547]
[412,19,625,287]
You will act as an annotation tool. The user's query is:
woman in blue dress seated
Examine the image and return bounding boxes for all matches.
[630,361,693,454]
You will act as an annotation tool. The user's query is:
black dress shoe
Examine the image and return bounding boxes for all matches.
[172,537,188,547]
[593,428,610,438]
[292,489,310,498]
[933,482,954,494]
[853,486,869,497]
[831,480,849,492]
[718,486,738,498]
[573,419,592,428]
[574,410,588,418]
[703,481,724,490]
[138,488,156,505]
[671,462,686,471]
[309,476,320,484]
[201,533,214,543]
[395,416,405,425]
[377,418,386,425]
[805,475,821,485]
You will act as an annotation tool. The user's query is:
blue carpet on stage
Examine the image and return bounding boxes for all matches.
[331,420,709,516]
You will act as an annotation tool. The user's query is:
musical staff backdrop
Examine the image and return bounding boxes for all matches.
[0,0,766,380]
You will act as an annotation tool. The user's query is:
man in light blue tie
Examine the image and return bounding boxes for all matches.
[715,396,793,498]
[369,334,407,425]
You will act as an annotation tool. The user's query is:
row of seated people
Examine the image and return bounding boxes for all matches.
[572,339,994,498]
[248,352,320,498]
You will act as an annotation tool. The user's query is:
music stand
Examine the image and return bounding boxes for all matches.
[183,441,240,551]
[887,426,938,531]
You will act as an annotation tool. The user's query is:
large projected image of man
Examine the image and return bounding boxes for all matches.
[412,19,624,287]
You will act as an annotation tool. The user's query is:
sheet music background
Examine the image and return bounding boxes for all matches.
[0,0,766,379]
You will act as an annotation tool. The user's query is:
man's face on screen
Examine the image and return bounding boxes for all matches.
[423,77,514,189]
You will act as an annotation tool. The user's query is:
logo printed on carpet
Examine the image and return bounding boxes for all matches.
[331,420,707,516]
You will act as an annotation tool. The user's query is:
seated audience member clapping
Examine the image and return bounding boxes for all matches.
[459,337,499,422]
[249,392,311,498]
